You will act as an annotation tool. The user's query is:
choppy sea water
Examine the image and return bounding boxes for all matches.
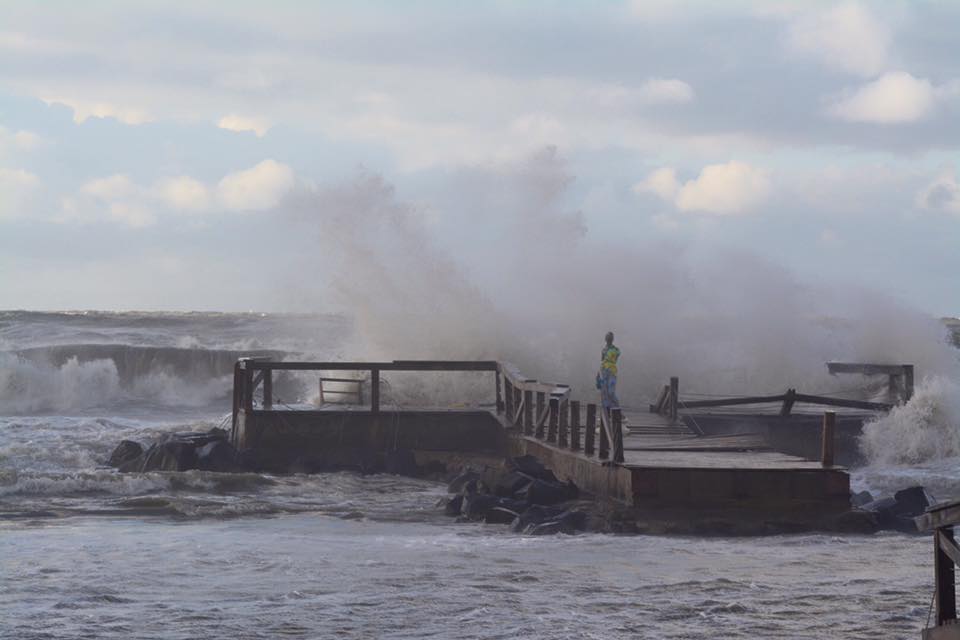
[0,311,955,639]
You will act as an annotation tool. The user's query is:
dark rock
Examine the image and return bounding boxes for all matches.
[445,495,465,516]
[419,460,447,478]
[195,440,239,472]
[237,448,262,472]
[140,440,197,472]
[385,449,419,477]
[506,455,558,484]
[515,478,578,505]
[892,486,934,517]
[510,505,567,533]
[461,494,499,520]
[494,471,534,498]
[483,498,528,525]
[527,510,588,535]
[850,490,874,507]
[108,440,143,468]
[862,493,926,533]
[447,470,482,494]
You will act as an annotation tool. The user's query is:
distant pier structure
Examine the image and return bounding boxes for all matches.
[230,358,904,514]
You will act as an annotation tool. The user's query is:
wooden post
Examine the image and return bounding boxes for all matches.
[547,397,559,443]
[904,365,915,403]
[504,378,513,420]
[779,388,796,417]
[263,370,273,408]
[936,527,958,625]
[535,391,546,439]
[371,368,380,413]
[243,366,254,412]
[496,372,504,414]
[585,403,596,455]
[513,386,522,427]
[612,408,624,463]
[821,411,835,467]
[523,389,533,435]
[558,400,569,447]
[669,376,679,423]
[570,401,581,451]
[598,409,610,460]
[231,362,242,441]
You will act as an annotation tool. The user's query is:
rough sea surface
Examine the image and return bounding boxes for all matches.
[0,311,953,639]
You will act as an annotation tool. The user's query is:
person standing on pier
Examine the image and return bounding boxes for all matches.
[598,331,621,409]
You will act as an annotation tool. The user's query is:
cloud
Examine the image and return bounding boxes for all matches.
[40,97,152,125]
[818,228,843,247]
[637,78,695,104]
[0,126,41,152]
[786,2,890,77]
[916,169,960,216]
[81,174,137,200]
[0,167,41,220]
[217,114,272,137]
[633,167,678,201]
[827,71,937,124]
[638,161,771,216]
[217,159,295,211]
[155,176,211,212]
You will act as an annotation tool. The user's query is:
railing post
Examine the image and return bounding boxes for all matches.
[780,388,796,417]
[263,369,273,408]
[496,371,504,414]
[904,365,915,403]
[612,408,624,463]
[523,389,533,435]
[504,378,513,420]
[669,376,679,423]
[558,399,569,447]
[243,366,254,412]
[231,361,242,442]
[535,391,546,439]
[547,397,559,443]
[598,409,610,460]
[570,401,581,451]
[585,403,596,456]
[371,368,380,413]
[936,527,958,625]
[821,411,835,467]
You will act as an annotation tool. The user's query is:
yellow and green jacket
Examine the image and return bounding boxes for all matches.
[601,345,620,375]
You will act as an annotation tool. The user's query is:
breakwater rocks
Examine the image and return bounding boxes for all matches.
[108,429,241,473]
[853,486,935,534]
[442,455,593,535]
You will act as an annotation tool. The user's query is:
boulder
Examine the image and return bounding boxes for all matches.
[527,510,588,536]
[850,490,874,507]
[862,488,934,533]
[140,440,198,472]
[892,486,934,517]
[515,478,578,505]
[510,505,567,533]
[195,439,239,472]
[447,470,482,494]
[505,455,558,484]
[483,498,528,525]
[385,449,419,477]
[494,471,534,498]
[461,494,499,520]
[108,440,143,468]
[445,495,465,516]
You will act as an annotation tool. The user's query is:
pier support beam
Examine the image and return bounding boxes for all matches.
[821,411,835,467]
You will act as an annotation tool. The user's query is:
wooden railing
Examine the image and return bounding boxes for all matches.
[497,361,624,464]
[231,357,625,465]
[648,375,893,423]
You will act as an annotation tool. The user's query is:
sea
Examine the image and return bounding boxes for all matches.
[1,310,957,639]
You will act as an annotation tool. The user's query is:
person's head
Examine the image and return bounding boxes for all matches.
[605,331,614,345]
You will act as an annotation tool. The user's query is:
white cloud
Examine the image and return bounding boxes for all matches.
[217,159,295,211]
[41,97,152,125]
[107,201,156,227]
[916,169,960,216]
[636,161,771,216]
[0,168,41,220]
[786,2,890,77]
[217,114,272,137]
[0,127,42,152]
[818,228,843,247]
[637,78,695,104]
[828,71,936,124]
[81,174,137,200]
[633,167,679,201]
[154,176,211,212]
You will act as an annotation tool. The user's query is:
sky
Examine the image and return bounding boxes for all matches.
[0,0,958,316]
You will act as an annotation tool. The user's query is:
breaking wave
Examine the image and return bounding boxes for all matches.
[860,376,960,466]
[0,344,284,412]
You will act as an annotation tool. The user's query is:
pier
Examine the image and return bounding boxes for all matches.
[228,357,893,517]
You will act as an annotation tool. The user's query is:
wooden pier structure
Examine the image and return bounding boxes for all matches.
[227,357,899,514]
[917,501,960,639]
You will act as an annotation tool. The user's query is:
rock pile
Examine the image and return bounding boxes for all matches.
[107,428,241,473]
[855,485,935,533]
[442,455,589,535]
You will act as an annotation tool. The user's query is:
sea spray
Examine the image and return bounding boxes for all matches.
[860,376,960,465]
